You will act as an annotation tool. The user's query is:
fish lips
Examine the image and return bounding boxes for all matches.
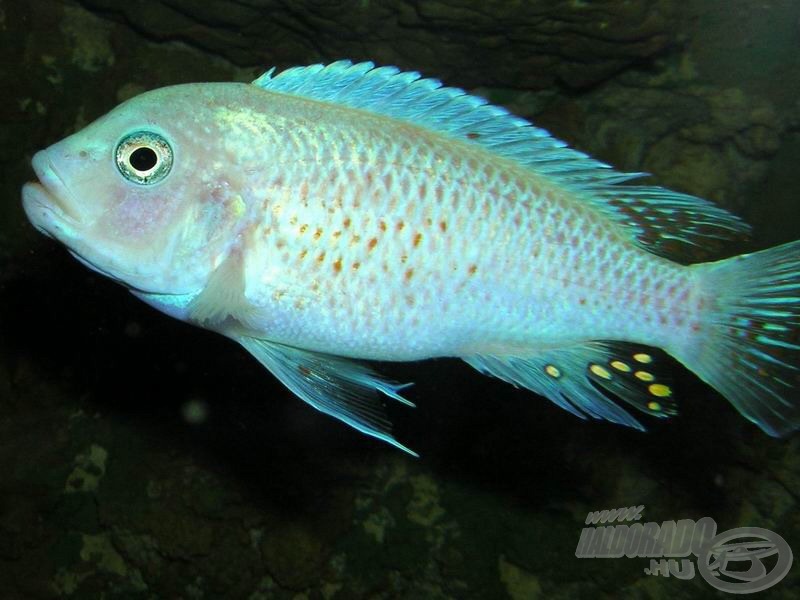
[22,150,81,240]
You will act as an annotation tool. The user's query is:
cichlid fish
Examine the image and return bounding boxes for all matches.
[22,61,800,454]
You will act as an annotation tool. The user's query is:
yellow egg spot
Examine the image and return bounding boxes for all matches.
[647,401,662,411]
[610,360,631,372]
[545,364,561,378]
[633,353,653,364]
[635,371,655,382]
[648,383,671,397]
[589,364,612,380]
[230,194,246,218]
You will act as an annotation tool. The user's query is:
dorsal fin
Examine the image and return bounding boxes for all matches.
[253,61,750,260]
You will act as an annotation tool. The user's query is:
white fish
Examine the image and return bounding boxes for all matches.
[22,61,800,454]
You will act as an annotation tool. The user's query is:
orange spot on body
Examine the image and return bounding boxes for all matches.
[316,252,326,263]
[352,261,361,270]
[379,220,387,232]
[313,228,322,241]
[468,264,477,275]
[439,221,448,233]
[299,224,308,234]
[343,217,351,229]
[298,249,307,260]
[466,132,479,139]
[405,268,414,282]
[413,233,422,248]
[333,258,342,274]
[368,237,378,250]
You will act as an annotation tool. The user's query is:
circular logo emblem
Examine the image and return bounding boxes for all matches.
[698,527,793,594]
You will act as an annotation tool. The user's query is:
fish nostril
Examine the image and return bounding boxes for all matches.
[79,150,88,158]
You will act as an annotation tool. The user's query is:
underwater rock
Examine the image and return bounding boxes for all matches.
[78,0,677,89]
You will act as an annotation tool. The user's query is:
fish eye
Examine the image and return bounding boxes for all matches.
[115,131,173,185]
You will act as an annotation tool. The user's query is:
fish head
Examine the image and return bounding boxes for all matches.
[22,83,253,295]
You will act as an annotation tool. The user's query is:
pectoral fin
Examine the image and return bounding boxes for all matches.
[238,337,417,455]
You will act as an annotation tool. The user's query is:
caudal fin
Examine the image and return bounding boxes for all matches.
[686,240,800,436]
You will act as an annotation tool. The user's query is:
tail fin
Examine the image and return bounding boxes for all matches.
[685,240,800,436]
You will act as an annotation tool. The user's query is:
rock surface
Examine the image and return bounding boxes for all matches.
[79,0,677,90]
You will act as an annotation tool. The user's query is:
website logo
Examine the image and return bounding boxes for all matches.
[575,506,793,594]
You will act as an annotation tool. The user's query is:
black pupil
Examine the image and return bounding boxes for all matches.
[129,147,158,172]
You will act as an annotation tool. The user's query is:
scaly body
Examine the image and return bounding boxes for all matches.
[22,62,800,454]
[200,87,697,360]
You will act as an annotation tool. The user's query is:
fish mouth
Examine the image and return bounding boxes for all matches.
[22,151,81,238]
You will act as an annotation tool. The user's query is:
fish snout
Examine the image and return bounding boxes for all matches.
[22,149,84,239]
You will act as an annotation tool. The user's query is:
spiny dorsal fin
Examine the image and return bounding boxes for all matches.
[253,61,749,260]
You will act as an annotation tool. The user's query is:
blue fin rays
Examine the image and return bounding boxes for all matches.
[464,342,677,430]
[238,337,417,455]
[253,60,749,260]
[688,240,800,437]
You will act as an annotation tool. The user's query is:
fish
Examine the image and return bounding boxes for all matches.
[21,61,800,455]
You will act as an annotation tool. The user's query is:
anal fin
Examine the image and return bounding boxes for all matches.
[464,341,677,429]
[239,337,417,455]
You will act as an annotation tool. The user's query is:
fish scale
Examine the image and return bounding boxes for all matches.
[21,61,800,453]
[240,100,693,361]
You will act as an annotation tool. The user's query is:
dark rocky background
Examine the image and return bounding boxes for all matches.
[1,0,799,598]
